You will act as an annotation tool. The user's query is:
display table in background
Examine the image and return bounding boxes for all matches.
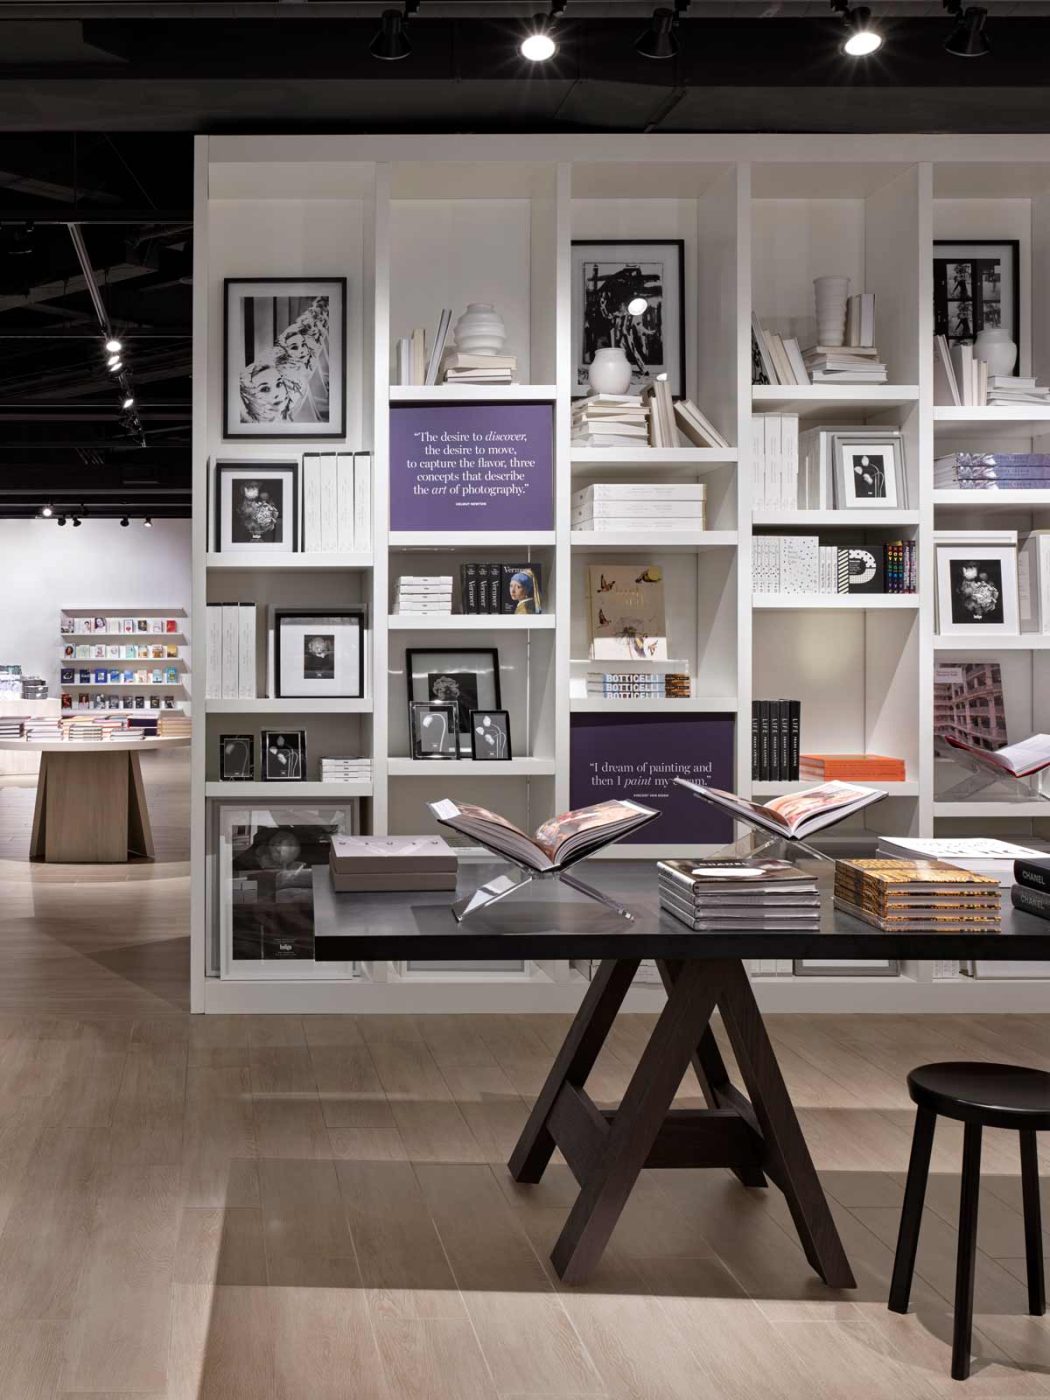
[0,699,62,777]
[0,735,189,863]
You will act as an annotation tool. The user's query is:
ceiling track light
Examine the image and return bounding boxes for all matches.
[57,515,67,527]
[120,515,130,528]
[104,337,122,355]
[143,516,153,528]
[636,0,689,60]
[831,0,883,56]
[943,0,990,56]
[72,515,82,528]
[370,0,418,61]
[40,503,53,519]
[520,0,565,62]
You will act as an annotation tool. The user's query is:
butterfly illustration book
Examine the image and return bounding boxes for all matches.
[587,563,668,660]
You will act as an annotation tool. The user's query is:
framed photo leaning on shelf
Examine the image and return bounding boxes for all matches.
[272,608,366,699]
[936,544,1020,636]
[833,436,906,509]
[933,241,1020,352]
[261,730,307,781]
[219,734,255,782]
[406,648,501,756]
[571,240,684,398]
[223,277,346,439]
[470,709,512,761]
[213,460,299,554]
[409,701,458,760]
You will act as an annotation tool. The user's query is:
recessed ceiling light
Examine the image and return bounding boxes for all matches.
[832,1,883,55]
[627,296,649,316]
[370,8,411,59]
[40,504,53,518]
[143,516,153,528]
[521,15,557,60]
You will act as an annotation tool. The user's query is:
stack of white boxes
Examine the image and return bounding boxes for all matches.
[320,755,372,785]
[751,413,800,511]
[301,452,372,554]
[394,575,454,615]
[572,482,706,532]
[205,603,256,699]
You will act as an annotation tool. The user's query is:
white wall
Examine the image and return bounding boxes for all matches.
[0,519,191,697]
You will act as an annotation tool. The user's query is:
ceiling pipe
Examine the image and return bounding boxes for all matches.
[66,224,113,339]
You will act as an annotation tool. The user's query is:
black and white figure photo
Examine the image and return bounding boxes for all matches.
[470,709,512,761]
[273,609,364,698]
[831,431,906,509]
[933,241,1019,351]
[952,558,1004,625]
[261,730,306,781]
[213,461,299,555]
[224,278,346,439]
[409,701,458,759]
[571,241,684,398]
[219,734,254,782]
[936,543,1020,636]
[406,648,501,755]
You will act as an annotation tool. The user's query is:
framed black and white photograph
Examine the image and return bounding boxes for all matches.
[406,648,501,754]
[571,240,685,398]
[933,241,1019,351]
[833,437,904,509]
[409,701,458,759]
[272,608,365,699]
[261,729,307,781]
[213,460,299,555]
[936,544,1020,636]
[470,709,513,761]
[219,734,254,782]
[224,278,346,439]
[793,959,900,977]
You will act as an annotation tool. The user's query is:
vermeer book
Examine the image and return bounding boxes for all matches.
[588,564,667,660]
[429,797,657,873]
[673,779,885,841]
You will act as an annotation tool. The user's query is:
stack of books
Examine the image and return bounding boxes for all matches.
[1011,855,1050,923]
[934,335,1050,406]
[751,698,801,781]
[156,712,191,739]
[751,315,809,386]
[754,536,917,595]
[301,453,372,554]
[800,753,906,783]
[0,716,23,739]
[673,398,731,449]
[987,375,1050,407]
[321,756,372,785]
[751,413,800,510]
[833,858,1001,932]
[443,352,517,385]
[394,575,453,616]
[935,452,1050,491]
[658,857,821,931]
[460,562,543,614]
[572,483,705,533]
[572,394,648,447]
[803,345,887,384]
[329,834,458,892]
[24,717,62,742]
[585,671,690,700]
[62,715,134,741]
[876,836,1048,888]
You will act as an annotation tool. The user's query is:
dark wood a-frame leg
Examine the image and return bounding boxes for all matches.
[952,1122,983,1382]
[888,1103,937,1313]
[1020,1128,1046,1317]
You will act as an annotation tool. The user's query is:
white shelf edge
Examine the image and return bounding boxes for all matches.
[933,490,1050,507]
[933,405,1050,423]
[753,594,919,610]
[205,781,373,799]
[752,509,919,526]
[570,697,737,713]
[387,757,556,777]
[205,698,373,714]
[61,682,185,689]
[571,530,737,551]
[390,384,558,402]
[934,634,1050,650]
[753,780,918,796]
[933,800,1050,818]
[570,447,737,465]
[206,552,373,570]
[387,614,555,631]
[389,531,556,548]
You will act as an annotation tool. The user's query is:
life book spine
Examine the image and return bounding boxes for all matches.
[788,699,800,781]
[751,701,760,781]
[778,699,791,781]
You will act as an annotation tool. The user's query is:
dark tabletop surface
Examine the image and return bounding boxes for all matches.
[312,858,1050,962]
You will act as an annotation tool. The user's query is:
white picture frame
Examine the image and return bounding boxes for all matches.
[833,438,902,509]
[936,544,1020,636]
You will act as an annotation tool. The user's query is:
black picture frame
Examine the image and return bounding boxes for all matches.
[406,647,501,755]
[213,460,300,554]
[223,276,347,440]
[273,607,366,700]
[933,240,1020,352]
[219,734,255,782]
[409,701,459,760]
[470,709,513,761]
[261,729,307,782]
[571,238,686,399]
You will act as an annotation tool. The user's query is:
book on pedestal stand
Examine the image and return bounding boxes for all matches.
[939,733,1050,803]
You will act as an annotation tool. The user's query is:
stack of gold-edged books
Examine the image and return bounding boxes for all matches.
[834,858,1001,932]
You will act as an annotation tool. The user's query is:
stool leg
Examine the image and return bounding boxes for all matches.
[889,1104,937,1314]
[1020,1129,1046,1317]
[952,1122,983,1382]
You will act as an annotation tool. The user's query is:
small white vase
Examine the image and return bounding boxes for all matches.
[813,275,850,348]
[453,303,506,356]
[974,327,1017,378]
[588,346,632,395]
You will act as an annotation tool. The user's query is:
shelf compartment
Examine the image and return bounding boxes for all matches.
[387,757,556,777]
[933,490,1050,509]
[206,698,373,714]
[752,509,919,528]
[753,594,919,610]
[205,781,372,799]
[389,385,558,403]
[572,530,737,553]
[206,553,372,571]
[387,614,555,631]
[752,385,920,418]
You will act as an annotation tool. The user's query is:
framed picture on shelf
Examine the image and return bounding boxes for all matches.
[261,729,307,781]
[213,461,299,555]
[935,545,1020,636]
[272,608,365,699]
[571,239,685,398]
[933,241,1020,352]
[223,277,346,439]
[219,734,255,782]
[470,709,513,761]
[409,701,458,760]
[832,436,906,509]
[793,959,900,977]
[406,648,501,755]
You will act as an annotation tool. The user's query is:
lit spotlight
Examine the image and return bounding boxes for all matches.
[832,1,883,55]
[143,516,153,528]
[521,5,564,61]
[41,503,53,519]
[627,296,649,316]
[104,337,122,354]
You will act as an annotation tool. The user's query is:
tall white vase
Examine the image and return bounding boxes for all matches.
[588,346,632,395]
[974,327,1017,378]
[453,303,506,356]
[813,275,850,348]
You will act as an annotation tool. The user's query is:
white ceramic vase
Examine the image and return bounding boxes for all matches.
[453,303,506,356]
[813,275,850,348]
[588,346,632,395]
[974,327,1017,378]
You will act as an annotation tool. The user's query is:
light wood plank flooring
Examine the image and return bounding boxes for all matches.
[0,753,1048,1396]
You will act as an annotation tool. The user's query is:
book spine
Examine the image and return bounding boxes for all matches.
[237,604,256,700]
[758,700,770,782]
[751,701,760,781]
[1011,883,1050,922]
[220,603,239,700]
[488,563,501,614]
[789,699,800,781]
[336,453,355,553]
[320,455,338,553]
[836,547,850,594]
[354,452,372,553]
[1014,858,1050,892]
[206,605,222,700]
[303,454,321,553]
[769,702,781,782]
[462,563,478,614]
[778,699,790,781]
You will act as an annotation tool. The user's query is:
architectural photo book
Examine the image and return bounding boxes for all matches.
[674,777,886,840]
[428,797,658,872]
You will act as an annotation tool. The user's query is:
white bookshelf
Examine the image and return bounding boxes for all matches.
[191,133,1050,1014]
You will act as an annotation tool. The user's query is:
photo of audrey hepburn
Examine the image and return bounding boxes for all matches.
[224,278,346,438]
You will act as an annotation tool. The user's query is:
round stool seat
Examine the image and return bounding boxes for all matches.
[908,1062,1050,1132]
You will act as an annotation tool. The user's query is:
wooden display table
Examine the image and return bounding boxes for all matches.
[0,735,189,863]
[0,699,62,777]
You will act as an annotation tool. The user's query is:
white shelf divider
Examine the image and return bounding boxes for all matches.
[387,614,555,631]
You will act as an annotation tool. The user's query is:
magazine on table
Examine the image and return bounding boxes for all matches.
[943,732,1050,778]
[673,778,885,839]
[428,797,658,873]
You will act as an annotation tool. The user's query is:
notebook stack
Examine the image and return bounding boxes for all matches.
[657,858,821,931]
[585,671,691,700]
[321,756,372,785]
[572,482,705,533]
[799,753,906,783]
[395,575,453,615]
[24,716,62,742]
[442,353,517,385]
[987,376,1050,407]
[0,716,23,739]
[572,394,648,447]
[834,858,1001,932]
[329,835,458,892]
[935,452,1050,491]
[156,712,191,739]
[803,345,887,383]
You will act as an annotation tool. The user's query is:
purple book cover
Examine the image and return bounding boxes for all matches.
[390,403,554,532]
[570,713,736,845]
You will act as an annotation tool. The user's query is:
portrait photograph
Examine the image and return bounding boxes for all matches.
[273,608,365,699]
[224,278,346,439]
[213,461,299,555]
[571,240,684,398]
[933,241,1019,351]
[261,730,307,781]
[936,545,1019,636]
[406,648,501,754]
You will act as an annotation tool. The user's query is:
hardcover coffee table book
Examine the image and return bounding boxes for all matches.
[658,859,820,932]
[329,835,458,892]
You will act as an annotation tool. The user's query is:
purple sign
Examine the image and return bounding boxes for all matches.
[570,713,736,845]
[390,403,554,532]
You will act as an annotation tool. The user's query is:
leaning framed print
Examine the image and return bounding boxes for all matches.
[570,240,685,398]
[933,241,1020,352]
[223,277,347,439]
[832,434,906,509]
[470,709,513,761]
[272,608,366,700]
[409,701,458,760]
[261,729,307,781]
[405,648,501,755]
[213,460,299,554]
[219,734,255,782]
[935,544,1020,636]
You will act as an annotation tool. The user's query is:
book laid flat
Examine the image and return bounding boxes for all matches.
[658,857,820,930]
[429,797,658,873]
[1014,856,1050,893]
[329,835,458,872]
[833,857,1002,932]
[799,753,906,782]
[943,732,1050,779]
[673,778,885,841]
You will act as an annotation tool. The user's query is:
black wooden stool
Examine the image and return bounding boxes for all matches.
[889,1062,1049,1380]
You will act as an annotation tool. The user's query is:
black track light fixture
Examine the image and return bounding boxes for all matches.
[636,0,688,60]
[40,503,53,519]
[72,515,82,528]
[831,0,883,55]
[370,0,418,61]
[944,0,990,56]
[143,516,153,528]
[57,515,67,527]
[120,516,130,528]
[520,0,566,61]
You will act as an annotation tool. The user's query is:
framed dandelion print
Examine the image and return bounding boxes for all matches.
[224,278,347,439]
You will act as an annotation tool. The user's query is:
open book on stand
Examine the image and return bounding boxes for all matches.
[673,778,886,842]
[943,733,1050,779]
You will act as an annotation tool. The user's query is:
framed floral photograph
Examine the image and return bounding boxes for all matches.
[935,544,1020,636]
[261,729,307,781]
[272,608,365,699]
[406,647,501,755]
[213,460,299,554]
[409,701,458,759]
[219,734,254,782]
[832,435,906,509]
[470,709,513,761]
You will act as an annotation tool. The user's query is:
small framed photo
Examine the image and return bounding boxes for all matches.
[833,437,905,509]
[261,730,307,781]
[220,734,255,782]
[409,701,458,759]
[470,709,513,761]
[571,239,685,398]
[272,608,365,699]
[224,277,347,439]
[793,959,899,977]
[934,240,1020,352]
[213,460,299,555]
[936,544,1020,636]
[406,648,501,755]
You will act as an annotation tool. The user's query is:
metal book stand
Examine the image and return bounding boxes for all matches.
[937,746,1050,803]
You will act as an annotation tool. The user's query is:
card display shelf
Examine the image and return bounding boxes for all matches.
[390,531,556,549]
[571,530,737,552]
[752,509,920,527]
[70,682,185,689]
[205,780,373,799]
[387,614,556,630]
[386,757,556,777]
[62,632,188,642]
[753,594,919,610]
[206,698,373,714]
[389,384,558,402]
[934,635,1050,651]
[751,384,921,418]
[205,552,373,571]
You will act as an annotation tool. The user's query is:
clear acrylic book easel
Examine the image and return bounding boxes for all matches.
[936,746,1050,804]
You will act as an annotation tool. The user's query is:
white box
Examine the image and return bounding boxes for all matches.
[320,455,338,553]
[354,452,372,553]
[336,453,355,553]
[302,453,321,553]
[237,604,256,700]
[220,603,240,700]
[206,604,222,699]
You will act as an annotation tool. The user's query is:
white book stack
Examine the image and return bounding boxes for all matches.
[750,413,800,510]
[572,483,705,533]
[321,756,372,785]
[987,375,1050,406]
[803,345,887,383]
[754,536,840,595]
[205,603,256,699]
[442,352,517,385]
[301,453,372,554]
[572,394,649,447]
[394,575,454,615]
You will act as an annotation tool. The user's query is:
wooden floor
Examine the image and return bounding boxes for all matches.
[0,753,1048,1397]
